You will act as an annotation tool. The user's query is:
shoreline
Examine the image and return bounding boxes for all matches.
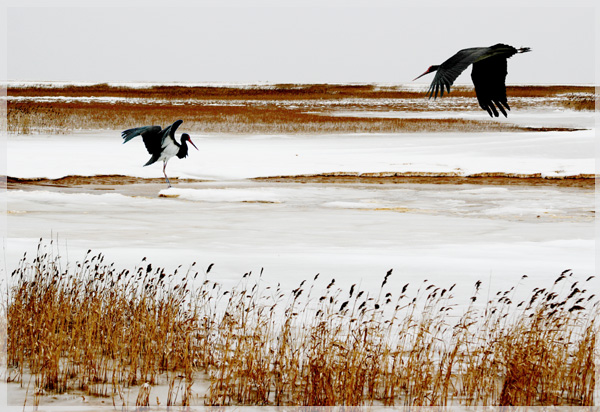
[6,173,595,192]
[254,172,595,188]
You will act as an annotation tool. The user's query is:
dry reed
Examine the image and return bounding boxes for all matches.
[7,100,534,135]
[5,241,597,406]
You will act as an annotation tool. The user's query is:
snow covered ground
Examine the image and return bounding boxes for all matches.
[4,109,596,307]
[7,127,595,180]
[326,108,596,130]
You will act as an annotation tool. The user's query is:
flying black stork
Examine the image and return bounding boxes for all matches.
[414,43,531,117]
[121,119,198,187]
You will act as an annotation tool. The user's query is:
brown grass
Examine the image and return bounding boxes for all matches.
[5,241,597,407]
[556,93,597,111]
[7,83,595,100]
[255,172,595,189]
[7,83,594,135]
[7,100,535,135]
[6,174,595,194]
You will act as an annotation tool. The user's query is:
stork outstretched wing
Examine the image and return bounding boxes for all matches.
[122,119,184,155]
[121,125,162,155]
[160,119,184,148]
[427,47,488,98]
[471,55,510,117]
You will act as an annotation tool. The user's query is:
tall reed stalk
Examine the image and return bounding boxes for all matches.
[5,242,597,406]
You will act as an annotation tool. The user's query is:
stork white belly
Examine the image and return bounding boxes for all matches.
[159,139,179,162]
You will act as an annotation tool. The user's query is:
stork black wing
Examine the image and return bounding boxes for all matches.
[471,56,510,118]
[122,125,162,154]
[161,119,184,148]
[139,126,164,156]
[428,47,489,98]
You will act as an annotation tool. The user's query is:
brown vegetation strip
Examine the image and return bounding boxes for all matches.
[7,84,596,135]
[7,173,595,190]
[255,172,595,189]
[6,175,197,187]
[8,83,596,100]
[8,100,547,135]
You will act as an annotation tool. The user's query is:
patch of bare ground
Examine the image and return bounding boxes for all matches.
[254,172,595,189]
[6,175,202,197]
[7,173,595,191]
[6,175,199,187]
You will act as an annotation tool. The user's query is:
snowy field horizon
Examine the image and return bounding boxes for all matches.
[4,79,598,87]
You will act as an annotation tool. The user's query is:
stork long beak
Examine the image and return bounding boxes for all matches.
[189,139,199,150]
[413,70,430,81]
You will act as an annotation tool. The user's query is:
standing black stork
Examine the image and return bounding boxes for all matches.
[414,43,531,117]
[121,119,198,187]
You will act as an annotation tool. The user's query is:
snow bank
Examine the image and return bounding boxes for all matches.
[7,128,595,180]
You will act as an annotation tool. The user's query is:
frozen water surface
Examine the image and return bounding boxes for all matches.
[4,107,596,305]
[7,179,594,301]
[326,108,596,129]
[7,128,595,180]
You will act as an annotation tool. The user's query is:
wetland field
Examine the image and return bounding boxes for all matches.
[1,82,598,409]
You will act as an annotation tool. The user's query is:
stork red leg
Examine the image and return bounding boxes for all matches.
[163,161,171,188]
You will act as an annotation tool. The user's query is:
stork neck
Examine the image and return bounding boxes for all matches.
[177,140,187,157]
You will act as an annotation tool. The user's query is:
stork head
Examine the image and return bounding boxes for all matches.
[413,65,440,81]
[181,133,198,150]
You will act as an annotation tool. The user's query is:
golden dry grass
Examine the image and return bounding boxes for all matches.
[7,100,534,135]
[556,93,597,111]
[7,83,594,135]
[255,172,595,189]
[5,242,597,407]
[7,83,595,100]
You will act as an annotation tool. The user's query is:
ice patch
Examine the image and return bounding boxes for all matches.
[458,187,511,194]
[322,201,370,209]
[481,206,555,216]
[159,187,281,203]
[9,189,135,205]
